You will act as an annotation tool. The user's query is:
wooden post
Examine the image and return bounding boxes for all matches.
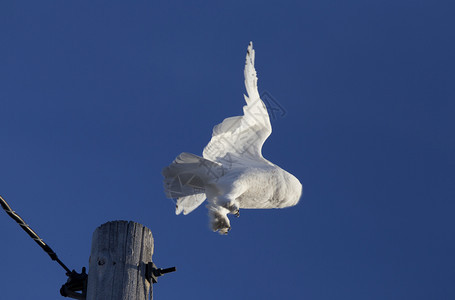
[86,221,154,300]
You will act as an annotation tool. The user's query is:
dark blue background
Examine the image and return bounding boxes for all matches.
[1,1,454,299]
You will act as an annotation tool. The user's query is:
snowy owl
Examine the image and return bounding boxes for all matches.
[162,42,302,234]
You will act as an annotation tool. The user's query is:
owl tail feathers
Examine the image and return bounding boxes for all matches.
[162,152,224,215]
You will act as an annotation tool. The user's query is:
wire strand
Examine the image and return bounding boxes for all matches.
[0,195,71,274]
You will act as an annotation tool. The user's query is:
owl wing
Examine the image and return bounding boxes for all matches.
[203,42,272,167]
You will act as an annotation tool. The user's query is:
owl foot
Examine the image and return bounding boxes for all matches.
[208,205,231,234]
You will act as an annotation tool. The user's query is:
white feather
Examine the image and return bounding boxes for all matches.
[163,42,302,234]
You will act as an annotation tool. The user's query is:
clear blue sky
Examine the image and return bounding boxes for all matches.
[1,1,454,299]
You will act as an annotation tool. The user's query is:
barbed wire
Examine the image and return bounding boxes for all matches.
[0,194,71,274]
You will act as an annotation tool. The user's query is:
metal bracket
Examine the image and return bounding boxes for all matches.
[146,262,177,284]
[60,267,88,299]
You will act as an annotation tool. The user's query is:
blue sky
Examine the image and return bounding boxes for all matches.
[1,1,454,299]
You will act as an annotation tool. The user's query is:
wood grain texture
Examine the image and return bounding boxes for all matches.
[86,221,154,300]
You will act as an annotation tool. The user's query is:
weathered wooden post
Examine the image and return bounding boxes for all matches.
[1,195,176,299]
[86,221,154,300]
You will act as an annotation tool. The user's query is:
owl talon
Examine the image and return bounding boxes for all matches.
[209,206,231,234]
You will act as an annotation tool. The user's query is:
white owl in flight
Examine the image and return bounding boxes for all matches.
[163,42,302,234]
